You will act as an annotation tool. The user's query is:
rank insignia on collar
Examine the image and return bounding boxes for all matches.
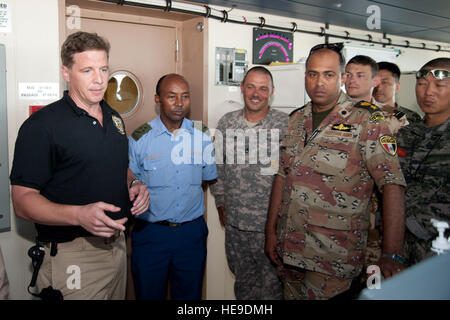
[370,112,385,123]
[331,123,352,132]
[112,115,125,135]
[355,100,381,113]
[379,135,397,156]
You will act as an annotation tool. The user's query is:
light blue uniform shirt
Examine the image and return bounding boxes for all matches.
[129,116,217,223]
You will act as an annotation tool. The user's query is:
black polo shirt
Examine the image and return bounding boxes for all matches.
[10,91,130,242]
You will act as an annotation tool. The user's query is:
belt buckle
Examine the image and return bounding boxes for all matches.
[168,222,180,227]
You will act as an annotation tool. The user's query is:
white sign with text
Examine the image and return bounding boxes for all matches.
[19,82,59,100]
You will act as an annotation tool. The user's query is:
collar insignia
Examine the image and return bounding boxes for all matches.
[370,112,385,123]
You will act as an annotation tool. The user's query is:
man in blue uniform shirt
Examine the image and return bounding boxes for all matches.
[128,73,217,300]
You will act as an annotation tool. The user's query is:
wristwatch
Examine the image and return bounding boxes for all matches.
[129,178,141,189]
[382,253,405,264]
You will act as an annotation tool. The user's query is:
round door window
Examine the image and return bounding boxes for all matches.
[105,70,142,116]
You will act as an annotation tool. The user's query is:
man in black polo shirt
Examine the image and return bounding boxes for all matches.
[10,31,149,300]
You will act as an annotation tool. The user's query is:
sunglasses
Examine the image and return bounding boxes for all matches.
[415,69,450,80]
[310,43,344,54]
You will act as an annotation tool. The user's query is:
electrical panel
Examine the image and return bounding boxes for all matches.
[0,44,10,232]
[215,47,248,86]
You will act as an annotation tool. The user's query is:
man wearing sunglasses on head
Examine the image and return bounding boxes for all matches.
[265,43,406,300]
[397,58,450,266]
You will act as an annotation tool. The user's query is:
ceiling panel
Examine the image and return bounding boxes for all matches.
[371,0,450,19]
[190,0,450,44]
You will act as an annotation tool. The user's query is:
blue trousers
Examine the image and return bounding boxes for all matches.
[131,216,208,300]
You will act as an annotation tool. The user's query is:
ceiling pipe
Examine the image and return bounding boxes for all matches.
[99,0,450,53]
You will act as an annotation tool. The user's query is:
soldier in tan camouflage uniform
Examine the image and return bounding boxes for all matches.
[367,62,421,268]
[265,44,406,300]
[345,55,385,267]
[397,58,450,266]
[210,66,288,300]
[345,58,419,268]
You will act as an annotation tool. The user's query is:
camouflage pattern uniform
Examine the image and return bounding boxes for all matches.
[397,118,450,266]
[276,92,406,299]
[364,103,421,267]
[396,104,422,123]
[210,108,288,300]
[380,103,422,135]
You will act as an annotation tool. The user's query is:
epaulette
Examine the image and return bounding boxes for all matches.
[289,105,306,117]
[394,110,406,120]
[193,121,210,136]
[131,123,152,141]
[354,100,382,114]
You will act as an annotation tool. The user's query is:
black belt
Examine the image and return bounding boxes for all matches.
[41,231,121,256]
[153,216,201,227]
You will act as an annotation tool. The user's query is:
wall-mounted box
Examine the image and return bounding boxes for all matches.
[215,47,248,86]
[266,63,308,114]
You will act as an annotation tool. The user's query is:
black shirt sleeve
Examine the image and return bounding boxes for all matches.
[10,114,54,190]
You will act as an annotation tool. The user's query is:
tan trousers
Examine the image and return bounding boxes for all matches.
[36,233,126,300]
[0,246,9,300]
[280,264,352,300]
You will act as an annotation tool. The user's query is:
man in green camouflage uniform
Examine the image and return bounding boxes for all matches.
[397,58,450,266]
[210,67,287,300]
[266,44,406,300]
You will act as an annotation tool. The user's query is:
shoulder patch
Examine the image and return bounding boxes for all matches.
[193,121,210,136]
[379,135,397,156]
[354,100,382,114]
[131,123,152,141]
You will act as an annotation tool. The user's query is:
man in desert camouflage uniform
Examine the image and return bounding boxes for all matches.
[364,62,421,267]
[211,66,287,300]
[265,43,406,300]
[345,58,418,268]
[345,55,385,267]
[397,58,450,266]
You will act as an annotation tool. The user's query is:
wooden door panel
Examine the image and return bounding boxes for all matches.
[72,17,177,135]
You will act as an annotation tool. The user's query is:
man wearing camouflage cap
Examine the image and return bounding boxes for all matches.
[265,43,406,300]
[397,58,450,266]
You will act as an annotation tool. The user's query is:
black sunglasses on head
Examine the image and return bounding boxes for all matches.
[416,69,450,80]
[309,43,344,54]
